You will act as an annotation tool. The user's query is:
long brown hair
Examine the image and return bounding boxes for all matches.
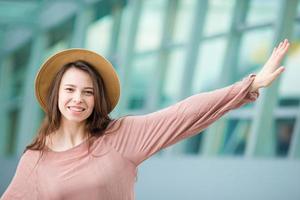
[26,61,113,153]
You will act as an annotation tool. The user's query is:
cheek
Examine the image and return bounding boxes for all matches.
[57,96,64,112]
[88,97,95,109]
[58,92,69,108]
[84,97,95,115]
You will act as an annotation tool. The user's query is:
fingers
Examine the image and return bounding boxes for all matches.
[276,39,289,52]
[271,66,285,80]
[270,39,289,58]
[263,66,285,87]
[271,39,290,63]
[278,41,284,49]
[271,47,277,57]
[283,39,290,52]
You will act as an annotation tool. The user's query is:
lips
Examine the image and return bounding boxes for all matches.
[67,106,86,112]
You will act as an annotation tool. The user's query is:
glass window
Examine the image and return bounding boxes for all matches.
[13,46,31,97]
[275,119,295,157]
[203,0,234,36]
[221,119,251,156]
[7,109,19,155]
[135,0,166,52]
[279,23,300,98]
[0,1,39,20]
[128,54,158,110]
[46,40,68,57]
[246,0,280,25]
[298,1,300,15]
[173,0,196,44]
[162,49,186,106]
[237,29,273,75]
[192,38,227,93]
[86,16,113,56]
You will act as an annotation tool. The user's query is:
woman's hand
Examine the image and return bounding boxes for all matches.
[250,39,290,92]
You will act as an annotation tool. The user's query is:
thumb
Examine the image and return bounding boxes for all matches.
[269,66,285,84]
[272,66,285,77]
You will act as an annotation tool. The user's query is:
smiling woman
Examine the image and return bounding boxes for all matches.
[26,60,114,153]
[1,40,290,200]
[58,67,95,121]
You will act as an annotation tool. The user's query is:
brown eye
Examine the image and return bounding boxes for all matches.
[65,88,74,92]
[84,91,94,96]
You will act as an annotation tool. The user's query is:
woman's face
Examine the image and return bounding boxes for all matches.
[58,67,95,123]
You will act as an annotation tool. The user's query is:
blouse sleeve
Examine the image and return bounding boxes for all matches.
[1,150,39,200]
[105,75,259,166]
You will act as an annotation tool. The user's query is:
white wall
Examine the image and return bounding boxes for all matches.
[136,156,300,200]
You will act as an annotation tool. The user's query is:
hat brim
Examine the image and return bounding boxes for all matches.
[35,49,120,113]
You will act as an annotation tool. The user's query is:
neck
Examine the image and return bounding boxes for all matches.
[47,118,89,151]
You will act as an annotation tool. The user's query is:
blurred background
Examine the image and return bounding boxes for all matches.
[0,0,300,199]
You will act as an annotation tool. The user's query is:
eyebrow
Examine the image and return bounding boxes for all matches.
[64,84,94,90]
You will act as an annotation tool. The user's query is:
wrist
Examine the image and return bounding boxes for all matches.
[250,77,261,92]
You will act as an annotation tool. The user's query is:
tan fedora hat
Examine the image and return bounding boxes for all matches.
[35,48,120,113]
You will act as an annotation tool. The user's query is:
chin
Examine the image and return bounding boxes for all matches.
[61,113,90,123]
[64,117,87,123]
[69,117,87,123]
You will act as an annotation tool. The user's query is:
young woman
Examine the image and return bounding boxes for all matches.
[1,39,289,200]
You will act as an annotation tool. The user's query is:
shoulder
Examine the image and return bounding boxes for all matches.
[17,150,41,172]
[22,149,40,161]
[102,117,134,143]
[105,117,132,132]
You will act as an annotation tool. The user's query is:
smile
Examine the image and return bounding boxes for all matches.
[67,106,86,112]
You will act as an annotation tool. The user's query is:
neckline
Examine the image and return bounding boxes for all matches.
[45,138,90,154]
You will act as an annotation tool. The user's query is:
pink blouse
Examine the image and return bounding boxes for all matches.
[2,75,258,200]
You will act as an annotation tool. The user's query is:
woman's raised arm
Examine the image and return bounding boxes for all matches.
[105,39,290,166]
[250,39,290,92]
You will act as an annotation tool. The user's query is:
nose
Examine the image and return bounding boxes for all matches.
[72,91,83,103]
